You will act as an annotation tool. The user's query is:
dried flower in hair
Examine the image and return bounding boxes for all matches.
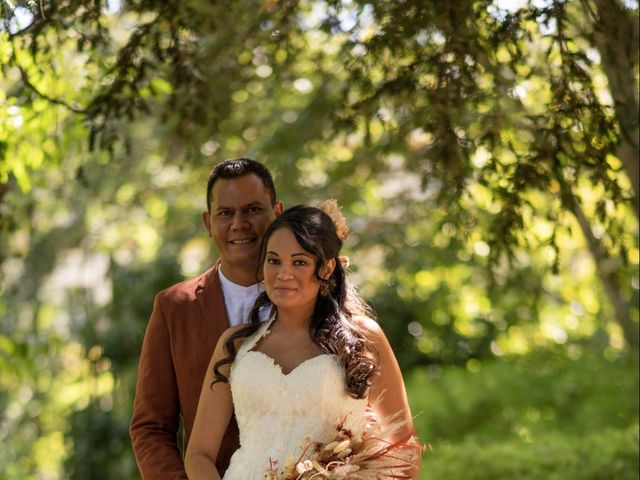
[317,199,349,241]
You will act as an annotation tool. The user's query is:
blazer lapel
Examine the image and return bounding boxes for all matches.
[196,262,230,340]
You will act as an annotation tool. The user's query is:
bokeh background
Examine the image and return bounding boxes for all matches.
[1,0,638,479]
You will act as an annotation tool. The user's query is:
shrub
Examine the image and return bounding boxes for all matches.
[420,426,639,480]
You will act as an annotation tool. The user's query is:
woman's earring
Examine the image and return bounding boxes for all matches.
[319,280,330,296]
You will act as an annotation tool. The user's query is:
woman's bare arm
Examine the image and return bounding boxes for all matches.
[185,326,242,480]
[363,317,420,480]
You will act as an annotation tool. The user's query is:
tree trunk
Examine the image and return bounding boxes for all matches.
[590,0,640,218]
[556,168,639,350]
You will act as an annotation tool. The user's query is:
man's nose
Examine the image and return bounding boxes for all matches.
[230,211,250,229]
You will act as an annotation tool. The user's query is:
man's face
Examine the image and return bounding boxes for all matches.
[203,174,283,279]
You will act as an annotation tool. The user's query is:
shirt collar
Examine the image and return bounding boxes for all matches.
[218,266,263,294]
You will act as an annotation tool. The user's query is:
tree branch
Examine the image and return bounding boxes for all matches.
[18,66,86,114]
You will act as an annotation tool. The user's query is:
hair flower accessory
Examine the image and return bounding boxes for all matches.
[317,199,349,241]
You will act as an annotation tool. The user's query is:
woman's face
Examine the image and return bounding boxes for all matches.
[263,227,332,316]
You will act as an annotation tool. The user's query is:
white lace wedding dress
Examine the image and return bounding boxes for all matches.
[223,316,369,479]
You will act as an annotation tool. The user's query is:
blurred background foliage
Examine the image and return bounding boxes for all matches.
[0,0,638,478]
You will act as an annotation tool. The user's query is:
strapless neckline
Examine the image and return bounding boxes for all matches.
[244,350,337,377]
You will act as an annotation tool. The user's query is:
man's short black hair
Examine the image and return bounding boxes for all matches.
[206,158,277,211]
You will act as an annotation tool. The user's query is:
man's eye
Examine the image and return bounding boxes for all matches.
[218,211,232,217]
[248,206,263,214]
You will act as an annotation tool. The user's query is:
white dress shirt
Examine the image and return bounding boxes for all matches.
[218,267,265,326]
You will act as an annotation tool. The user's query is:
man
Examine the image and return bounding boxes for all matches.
[130,158,284,479]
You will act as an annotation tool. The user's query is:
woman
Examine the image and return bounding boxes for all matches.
[186,203,420,479]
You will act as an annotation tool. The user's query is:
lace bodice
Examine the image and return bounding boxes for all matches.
[223,317,368,479]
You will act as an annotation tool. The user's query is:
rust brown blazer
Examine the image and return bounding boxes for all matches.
[130,263,239,479]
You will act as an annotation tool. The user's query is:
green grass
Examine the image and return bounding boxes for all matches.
[405,347,639,479]
[420,427,638,480]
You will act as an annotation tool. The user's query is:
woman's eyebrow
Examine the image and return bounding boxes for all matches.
[266,251,312,257]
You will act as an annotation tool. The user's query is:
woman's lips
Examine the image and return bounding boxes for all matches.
[274,286,296,293]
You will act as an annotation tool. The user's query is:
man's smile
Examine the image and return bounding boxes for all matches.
[229,238,255,245]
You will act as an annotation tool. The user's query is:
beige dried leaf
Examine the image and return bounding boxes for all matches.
[317,199,349,241]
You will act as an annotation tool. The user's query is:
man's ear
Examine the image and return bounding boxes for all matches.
[202,211,212,237]
[274,201,284,216]
[321,258,336,279]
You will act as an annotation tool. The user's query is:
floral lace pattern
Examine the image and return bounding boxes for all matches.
[223,317,368,480]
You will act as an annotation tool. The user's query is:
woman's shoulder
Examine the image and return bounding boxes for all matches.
[351,315,393,353]
[212,324,253,358]
[352,315,384,339]
[218,320,272,356]
[220,324,247,341]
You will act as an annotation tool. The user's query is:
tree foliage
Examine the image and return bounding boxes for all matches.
[0,0,638,478]
[4,0,636,343]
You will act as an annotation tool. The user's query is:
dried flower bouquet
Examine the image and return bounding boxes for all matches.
[265,411,423,480]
